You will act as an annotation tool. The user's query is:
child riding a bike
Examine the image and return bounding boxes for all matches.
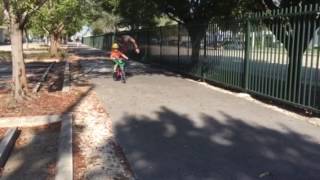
[110,43,129,82]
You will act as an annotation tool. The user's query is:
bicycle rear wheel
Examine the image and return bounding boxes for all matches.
[121,71,126,83]
[113,72,117,81]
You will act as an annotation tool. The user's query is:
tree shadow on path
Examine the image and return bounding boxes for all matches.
[115,106,320,180]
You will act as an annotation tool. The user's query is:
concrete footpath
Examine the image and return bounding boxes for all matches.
[76,46,320,180]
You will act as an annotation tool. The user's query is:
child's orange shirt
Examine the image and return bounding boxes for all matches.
[110,50,126,59]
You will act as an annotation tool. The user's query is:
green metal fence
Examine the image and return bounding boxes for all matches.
[83,34,114,50]
[83,4,320,112]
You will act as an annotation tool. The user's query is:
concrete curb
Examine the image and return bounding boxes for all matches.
[0,115,63,128]
[0,128,19,167]
[55,114,73,180]
[62,61,70,92]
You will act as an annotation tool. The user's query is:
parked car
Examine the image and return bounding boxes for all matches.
[222,41,244,50]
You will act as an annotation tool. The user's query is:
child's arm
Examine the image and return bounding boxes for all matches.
[128,36,140,54]
[121,53,129,60]
[109,56,115,60]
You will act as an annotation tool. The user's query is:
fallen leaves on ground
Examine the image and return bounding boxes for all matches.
[0,88,89,118]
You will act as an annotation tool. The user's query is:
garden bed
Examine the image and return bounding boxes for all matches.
[0,59,78,118]
[0,88,86,118]
[0,51,56,63]
[27,62,66,92]
[0,123,61,179]
[0,52,11,63]
[0,61,65,94]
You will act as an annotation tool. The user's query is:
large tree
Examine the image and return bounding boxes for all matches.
[117,0,160,30]
[151,0,239,63]
[2,0,48,102]
[90,12,121,35]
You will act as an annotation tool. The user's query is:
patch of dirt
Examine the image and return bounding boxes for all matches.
[1,123,61,180]
[72,88,134,180]
[69,58,91,87]
[70,61,81,74]
[0,61,65,95]
[73,123,86,180]
[0,88,10,94]
[0,128,8,142]
[0,51,57,63]
[27,62,65,92]
[25,58,61,63]
[24,47,49,51]
[0,88,87,118]
[21,121,61,131]
[24,52,53,60]
[45,62,65,92]
[0,52,11,63]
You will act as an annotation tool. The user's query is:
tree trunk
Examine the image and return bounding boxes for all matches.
[50,33,60,57]
[186,23,208,65]
[64,35,68,45]
[10,20,28,102]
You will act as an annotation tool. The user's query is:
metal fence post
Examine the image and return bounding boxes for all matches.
[204,27,207,57]
[243,17,251,91]
[103,35,106,50]
[93,36,95,48]
[160,27,162,61]
[147,30,150,60]
[178,23,180,68]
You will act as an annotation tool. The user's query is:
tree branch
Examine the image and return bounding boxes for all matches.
[20,0,50,28]
[3,0,11,20]
[30,0,49,14]
[20,12,29,28]
[57,23,65,33]
[165,12,184,24]
[42,27,49,34]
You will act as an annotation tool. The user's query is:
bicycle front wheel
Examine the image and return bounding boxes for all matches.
[121,70,126,83]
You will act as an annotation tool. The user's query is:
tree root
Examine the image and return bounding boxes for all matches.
[24,93,38,101]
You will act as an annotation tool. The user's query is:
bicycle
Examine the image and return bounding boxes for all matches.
[112,59,126,83]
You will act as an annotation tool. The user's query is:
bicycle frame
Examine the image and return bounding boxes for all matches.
[112,59,126,83]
